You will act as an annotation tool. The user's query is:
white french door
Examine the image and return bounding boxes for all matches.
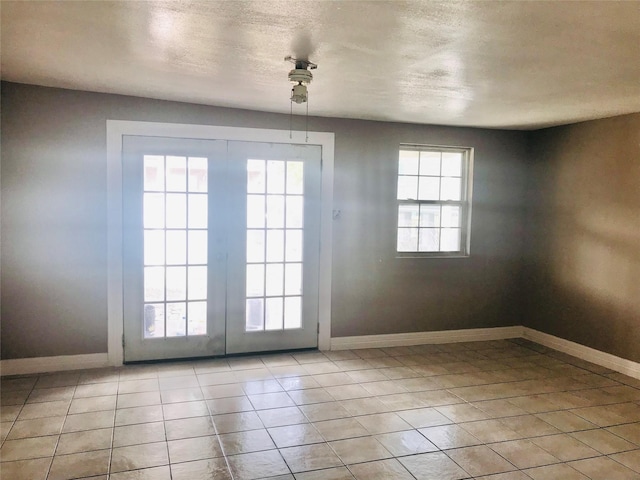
[122,136,321,362]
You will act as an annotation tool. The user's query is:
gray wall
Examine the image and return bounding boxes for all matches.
[1,82,528,360]
[524,113,640,363]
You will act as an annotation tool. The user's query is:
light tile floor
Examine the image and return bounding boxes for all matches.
[1,339,640,479]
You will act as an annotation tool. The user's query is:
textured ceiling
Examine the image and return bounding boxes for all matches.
[1,1,639,129]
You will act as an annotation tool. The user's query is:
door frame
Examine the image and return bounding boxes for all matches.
[107,121,334,366]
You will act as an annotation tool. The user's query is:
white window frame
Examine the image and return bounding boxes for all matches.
[396,144,474,258]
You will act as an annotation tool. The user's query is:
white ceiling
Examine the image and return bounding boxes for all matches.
[2,1,639,129]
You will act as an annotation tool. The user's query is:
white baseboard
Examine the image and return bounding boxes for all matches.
[0,353,110,376]
[522,327,640,381]
[330,326,524,350]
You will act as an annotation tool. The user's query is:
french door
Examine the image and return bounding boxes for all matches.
[122,136,321,361]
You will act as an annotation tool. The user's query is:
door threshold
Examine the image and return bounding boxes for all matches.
[123,347,319,365]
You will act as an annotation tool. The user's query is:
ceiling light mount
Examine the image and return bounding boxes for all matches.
[285,55,317,104]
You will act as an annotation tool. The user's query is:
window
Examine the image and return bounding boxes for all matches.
[396,145,473,256]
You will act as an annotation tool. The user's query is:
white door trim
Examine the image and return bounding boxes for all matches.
[107,121,334,366]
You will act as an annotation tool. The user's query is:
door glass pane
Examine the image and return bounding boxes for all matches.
[286,162,304,194]
[144,230,164,265]
[188,266,207,300]
[166,266,186,301]
[141,153,208,341]
[267,161,285,194]
[246,264,265,297]
[166,156,187,192]
[246,298,264,331]
[166,230,186,265]
[285,263,302,295]
[265,297,284,330]
[144,303,165,338]
[247,195,265,228]
[144,156,164,191]
[188,194,207,228]
[266,195,285,228]
[144,267,164,302]
[166,194,186,228]
[144,193,165,228]
[285,230,302,262]
[188,157,208,192]
[246,230,265,263]
[285,196,303,228]
[245,158,307,334]
[284,297,302,329]
[248,159,266,193]
[265,264,284,296]
[266,230,284,262]
[188,230,207,264]
[166,302,186,337]
[188,301,207,336]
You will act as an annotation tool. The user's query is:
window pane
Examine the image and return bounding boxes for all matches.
[188,194,207,228]
[144,193,165,229]
[188,266,207,300]
[267,160,285,194]
[418,228,440,252]
[285,230,302,262]
[418,177,440,200]
[286,196,303,228]
[144,266,164,302]
[265,297,284,331]
[286,162,304,194]
[166,230,186,265]
[397,176,418,200]
[166,193,186,228]
[284,297,302,329]
[420,151,441,176]
[247,159,266,193]
[440,228,461,251]
[266,263,284,296]
[188,301,207,336]
[285,263,302,295]
[441,205,460,228]
[144,155,164,191]
[246,230,265,263]
[441,152,462,177]
[246,298,264,331]
[399,150,419,175]
[246,264,265,297]
[419,205,441,228]
[266,195,285,228]
[188,230,207,264]
[144,230,164,265]
[398,204,419,227]
[440,177,461,201]
[166,302,186,337]
[397,228,418,252]
[166,266,186,301]
[144,303,165,338]
[188,157,208,193]
[247,195,265,228]
[266,229,284,262]
[166,156,187,192]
